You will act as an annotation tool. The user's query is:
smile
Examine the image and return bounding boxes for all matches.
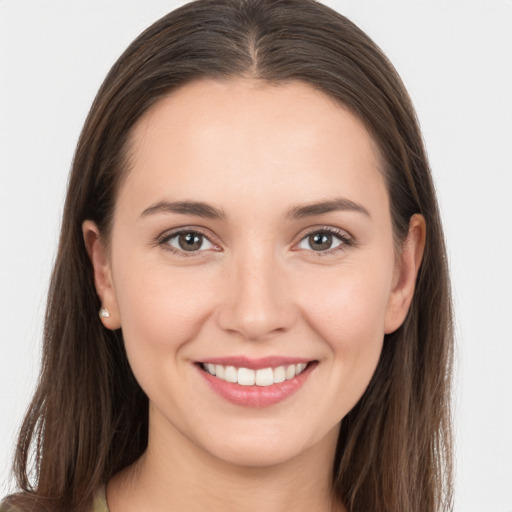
[201,362,308,386]
[197,358,316,407]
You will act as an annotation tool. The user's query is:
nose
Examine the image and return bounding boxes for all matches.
[216,248,297,342]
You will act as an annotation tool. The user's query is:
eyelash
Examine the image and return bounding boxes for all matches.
[157,227,218,258]
[157,226,354,258]
[296,227,354,256]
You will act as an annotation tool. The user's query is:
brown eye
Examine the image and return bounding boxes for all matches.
[166,231,214,252]
[308,233,333,251]
[297,229,347,253]
[179,233,202,251]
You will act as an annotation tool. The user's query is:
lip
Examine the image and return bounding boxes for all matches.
[199,355,312,370]
[196,359,317,408]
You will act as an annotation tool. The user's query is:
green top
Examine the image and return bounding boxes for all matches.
[0,487,109,512]
[91,487,109,512]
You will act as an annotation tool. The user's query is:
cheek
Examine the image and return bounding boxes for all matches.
[297,260,392,341]
[112,257,218,369]
[111,260,227,417]
[295,261,392,402]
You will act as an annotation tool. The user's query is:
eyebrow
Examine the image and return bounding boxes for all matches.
[140,197,370,221]
[140,200,226,220]
[287,198,370,219]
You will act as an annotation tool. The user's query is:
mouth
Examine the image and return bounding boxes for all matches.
[196,358,317,407]
[200,361,309,386]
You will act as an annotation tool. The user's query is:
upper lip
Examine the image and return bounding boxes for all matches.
[198,356,314,370]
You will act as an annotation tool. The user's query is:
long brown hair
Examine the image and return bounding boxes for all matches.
[5,1,453,510]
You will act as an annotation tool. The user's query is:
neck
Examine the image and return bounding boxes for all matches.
[107,415,345,512]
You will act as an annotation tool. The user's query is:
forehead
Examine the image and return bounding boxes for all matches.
[118,78,387,220]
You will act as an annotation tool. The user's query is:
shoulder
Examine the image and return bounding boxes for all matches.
[92,487,109,512]
[0,500,21,512]
[0,488,108,512]
[0,497,21,512]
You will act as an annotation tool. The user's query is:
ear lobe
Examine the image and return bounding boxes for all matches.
[82,220,121,329]
[384,214,426,334]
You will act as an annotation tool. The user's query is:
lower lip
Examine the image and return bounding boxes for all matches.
[196,363,316,408]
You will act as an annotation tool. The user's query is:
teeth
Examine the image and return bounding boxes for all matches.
[285,364,296,379]
[255,368,274,386]
[224,366,237,383]
[203,362,309,386]
[273,366,286,383]
[215,365,225,380]
[237,367,255,386]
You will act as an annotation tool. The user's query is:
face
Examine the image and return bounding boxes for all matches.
[86,78,422,468]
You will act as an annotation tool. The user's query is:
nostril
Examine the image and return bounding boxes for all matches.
[216,306,297,342]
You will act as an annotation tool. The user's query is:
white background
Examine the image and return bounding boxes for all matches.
[0,1,511,511]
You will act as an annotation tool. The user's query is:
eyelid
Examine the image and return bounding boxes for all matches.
[293,225,354,254]
[157,226,221,256]
[155,224,354,257]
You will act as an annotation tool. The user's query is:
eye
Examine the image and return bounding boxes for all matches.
[297,229,350,253]
[163,231,215,253]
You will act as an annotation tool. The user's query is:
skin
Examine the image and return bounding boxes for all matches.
[84,78,425,512]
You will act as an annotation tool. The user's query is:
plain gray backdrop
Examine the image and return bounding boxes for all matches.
[1,1,511,511]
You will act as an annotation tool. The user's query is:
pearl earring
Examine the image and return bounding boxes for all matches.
[99,307,111,319]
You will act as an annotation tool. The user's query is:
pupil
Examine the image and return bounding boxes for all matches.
[179,233,202,251]
[310,233,332,251]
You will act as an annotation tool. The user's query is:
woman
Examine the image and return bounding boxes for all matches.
[1,0,453,511]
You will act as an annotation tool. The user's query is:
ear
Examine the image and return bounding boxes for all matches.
[384,214,426,334]
[82,220,121,330]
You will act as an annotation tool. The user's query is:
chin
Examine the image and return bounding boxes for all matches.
[195,420,338,469]
[211,441,306,468]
